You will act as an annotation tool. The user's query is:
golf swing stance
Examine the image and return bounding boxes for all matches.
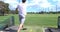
[17,0,27,32]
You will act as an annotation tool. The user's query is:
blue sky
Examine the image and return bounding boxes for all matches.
[1,0,60,12]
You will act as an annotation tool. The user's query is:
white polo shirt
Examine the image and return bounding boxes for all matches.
[17,3,27,16]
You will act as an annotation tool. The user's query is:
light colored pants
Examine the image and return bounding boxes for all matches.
[19,14,25,24]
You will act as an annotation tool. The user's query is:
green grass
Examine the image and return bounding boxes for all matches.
[0,15,11,23]
[14,14,60,32]
[14,14,60,27]
[0,14,60,32]
[0,15,11,29]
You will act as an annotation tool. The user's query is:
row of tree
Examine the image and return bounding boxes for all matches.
[12,10,60,14]
[27,11,60,14]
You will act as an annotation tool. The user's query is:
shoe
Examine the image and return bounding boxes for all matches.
[22,28,27,30]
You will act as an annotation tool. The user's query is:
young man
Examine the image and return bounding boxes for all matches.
[17,0,27,32]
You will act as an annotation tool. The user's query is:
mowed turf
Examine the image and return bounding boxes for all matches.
[0,15,11,24]
[14,14,60,32]
[0,14,60,32]
[0,15,11,29]
[14,14,60,27]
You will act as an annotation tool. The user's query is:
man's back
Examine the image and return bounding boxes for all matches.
[17,3,27,15]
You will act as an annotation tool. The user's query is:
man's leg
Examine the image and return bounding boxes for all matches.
[17,23,23,32]
[17,15,25,32]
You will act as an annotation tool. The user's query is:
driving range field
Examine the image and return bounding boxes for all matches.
[14,14,60,32]
[0,14,60,32]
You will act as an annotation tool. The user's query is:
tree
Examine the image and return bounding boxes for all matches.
[0,1,9,16]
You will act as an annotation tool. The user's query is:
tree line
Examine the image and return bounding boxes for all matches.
[0,1,10,16]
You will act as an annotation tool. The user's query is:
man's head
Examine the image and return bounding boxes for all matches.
[22,0,26,3]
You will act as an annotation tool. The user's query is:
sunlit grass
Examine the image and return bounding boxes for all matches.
[0,14,60,32]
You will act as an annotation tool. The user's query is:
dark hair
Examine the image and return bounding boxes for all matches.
[22,0,26,3]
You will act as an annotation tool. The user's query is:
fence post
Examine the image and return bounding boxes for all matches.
[12,16,15,26]
[10,16,15,26]
[58,16,60,28]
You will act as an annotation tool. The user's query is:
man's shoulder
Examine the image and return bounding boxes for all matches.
[17,4,22,7]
